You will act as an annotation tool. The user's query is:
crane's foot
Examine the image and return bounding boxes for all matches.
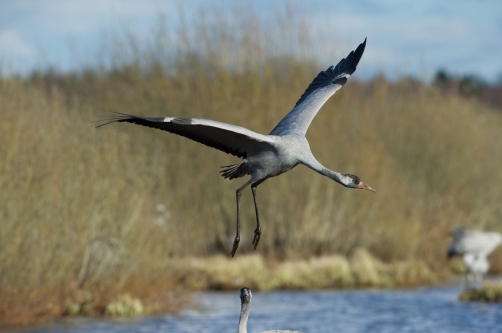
[231,236,240,257]
[252,227,262,250]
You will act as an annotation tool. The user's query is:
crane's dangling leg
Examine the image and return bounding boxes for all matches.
[231,181,251,257]
[465,271,473,289]
[251,179,266,250]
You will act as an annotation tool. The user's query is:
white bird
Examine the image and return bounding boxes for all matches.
[448,227,502,288]
[462,253,489,286]
[97,38,375,257]
[238,287,302,333]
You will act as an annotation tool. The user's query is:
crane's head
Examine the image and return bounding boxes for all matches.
[343,174,376,192]
[240,287,252,304]
[450,227,466,238]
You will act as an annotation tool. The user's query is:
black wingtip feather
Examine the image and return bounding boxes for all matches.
[93,112,142,128]
[93,112,249,159]
[294,38,367,107]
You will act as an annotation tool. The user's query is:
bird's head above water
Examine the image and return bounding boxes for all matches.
[240,287,252,304]
[342,174,376,192]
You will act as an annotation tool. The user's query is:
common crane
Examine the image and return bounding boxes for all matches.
[97,38,374,257]
[448,227,502,287]
[238,287,302,333]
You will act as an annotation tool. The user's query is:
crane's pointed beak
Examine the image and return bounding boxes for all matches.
[358,182,376,192]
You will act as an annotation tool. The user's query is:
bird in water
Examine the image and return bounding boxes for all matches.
[97,38,375,257]
[447,227,502,288]
[238,287,302,333]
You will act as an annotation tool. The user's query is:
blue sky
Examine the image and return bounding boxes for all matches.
[0,0,501,82]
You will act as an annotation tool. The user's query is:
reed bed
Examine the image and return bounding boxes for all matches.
[171,250,436,291]
[1,6,502,326]
[460,285,502,303]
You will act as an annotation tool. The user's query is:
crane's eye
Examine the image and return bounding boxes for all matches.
[348,174,360,185]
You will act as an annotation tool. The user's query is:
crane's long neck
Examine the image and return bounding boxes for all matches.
[238,302,250,333]
[302,157,347,187]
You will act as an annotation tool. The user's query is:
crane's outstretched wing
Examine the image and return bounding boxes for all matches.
[96,113,276,158]
[270,38,366,136]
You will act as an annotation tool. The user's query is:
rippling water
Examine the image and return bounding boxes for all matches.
[6,286,502,333]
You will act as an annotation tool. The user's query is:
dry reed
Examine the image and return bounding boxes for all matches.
[460,285,502,302]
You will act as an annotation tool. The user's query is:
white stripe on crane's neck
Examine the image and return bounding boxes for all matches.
[320,167,351,187]
[300,157,348,187]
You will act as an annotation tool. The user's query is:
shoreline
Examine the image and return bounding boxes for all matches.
[1,250,441,328]
[3,251,500,328]
[6,280,502,331]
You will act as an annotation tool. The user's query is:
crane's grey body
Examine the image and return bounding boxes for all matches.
[448,228,502,288]
[230,134,319,182]
[238,287,302,333]
[97,38,374,256]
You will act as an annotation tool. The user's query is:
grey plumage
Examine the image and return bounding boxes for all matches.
[271,38,366,136]
[238,287,302,333]
[448,227,502,287]
[96,38,374,257]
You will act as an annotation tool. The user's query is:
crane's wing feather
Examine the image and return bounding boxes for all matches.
[448,230,502,256]
[96,113,276,159]
[270,38,366,136]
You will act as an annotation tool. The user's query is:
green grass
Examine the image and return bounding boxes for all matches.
[1,6,502,326]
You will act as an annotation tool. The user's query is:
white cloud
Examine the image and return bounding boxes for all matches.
[31,0,166,34]
[0,0,500,80]
[303,7,500,81]
[0,30,34,57]
[1,0,174,36]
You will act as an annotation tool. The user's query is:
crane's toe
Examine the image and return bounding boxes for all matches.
[231,236,240,257]
[252,227,262,250]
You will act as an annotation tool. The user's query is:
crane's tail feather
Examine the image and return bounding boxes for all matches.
[220,162,247,179]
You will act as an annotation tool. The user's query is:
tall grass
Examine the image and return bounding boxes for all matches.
[1,6,502,325]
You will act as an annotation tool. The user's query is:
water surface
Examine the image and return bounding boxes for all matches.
[5,286,502,333]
